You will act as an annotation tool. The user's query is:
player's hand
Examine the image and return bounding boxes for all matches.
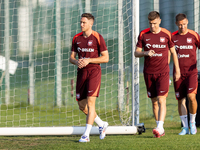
[145,50,155,57]
[81,59,90,68]
[77,58,90,69]
[77,59,84,68]
[174,70,181,82]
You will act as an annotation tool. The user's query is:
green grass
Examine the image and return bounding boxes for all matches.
[0,120,199,150]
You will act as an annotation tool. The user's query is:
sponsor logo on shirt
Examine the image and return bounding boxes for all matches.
[160,37,165,43]
[175,45,193,49]
[187,38,192,43]
[77,47,94,52]
[152,53,162,57]
[152,44,166,48]
[145,44,166,49]
[145,44,151,48]
[178,54,190,58]
[174,40,178,43]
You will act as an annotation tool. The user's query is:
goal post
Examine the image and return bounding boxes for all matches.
[0,126,137,136]
[0,0,142,136]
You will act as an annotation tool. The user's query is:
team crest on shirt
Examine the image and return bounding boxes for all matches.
[76,93,80,99]
[147,91,151,97]
[187,38,192,43]
[175,92,180,98]
[160,37,165,43]
[88,40,93,46]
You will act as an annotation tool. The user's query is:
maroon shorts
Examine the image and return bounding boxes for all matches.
[173,72,198,100]
[76,66,101,101]
[144,72,169,98]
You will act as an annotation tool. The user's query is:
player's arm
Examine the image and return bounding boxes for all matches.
[80,50,109,68]
[134,47,155,57]
[168,50,171,64]
[70,51,78,66]
[170,46,180,81]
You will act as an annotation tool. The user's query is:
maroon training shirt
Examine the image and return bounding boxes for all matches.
[136,28,174,74]
[172,29,200,73]
[71,30,107,69]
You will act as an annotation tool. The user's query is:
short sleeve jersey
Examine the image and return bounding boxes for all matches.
[136,28,174,74]
[71,30,107,69]
[172,29,200,74]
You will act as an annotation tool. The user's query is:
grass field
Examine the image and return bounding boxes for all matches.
[0,120,199,150]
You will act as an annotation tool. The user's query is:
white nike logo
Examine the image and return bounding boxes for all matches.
[146,39,151,41]
[174,40,178,42]
[160,91,165,93]
[77,42,81,44]
[189,88,193,90]
[88,90,93,93]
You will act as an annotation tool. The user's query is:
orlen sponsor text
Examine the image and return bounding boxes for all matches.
[176,45,193,49]
[146,44,166,49]
[77,47,94,52]
[152,44,166,48]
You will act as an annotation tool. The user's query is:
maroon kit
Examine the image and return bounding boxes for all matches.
[137,27,174,98]
[172,30,200,100]
[71,31,107,100]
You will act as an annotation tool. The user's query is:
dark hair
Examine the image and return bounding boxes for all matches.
[176,13,187,22]
[81,13,95,21]
[148,11,160,21]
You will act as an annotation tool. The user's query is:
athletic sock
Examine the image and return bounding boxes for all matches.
[94,115,104,127]
[180,115,188,128]
[190,113,196,123]
[156,121,159,126]
[157,121,164,129]
[83,124,92,137]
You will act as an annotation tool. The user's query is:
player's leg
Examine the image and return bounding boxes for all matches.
[144,73,158,126]
[78,97,107,142]
[178,98,189,135]
[78,99,88,115]
[78,99,105,127]
[152,72,169,138]
[151,97,159,125]
[157,96,166,122]
[173,73,189,134]
[79,96,96,142]
[77,98,92,142]
[87,66,108,140]
[188,93,197,134]
[76,70,91,142]
[152,96,166,138]
[187,72,198,135]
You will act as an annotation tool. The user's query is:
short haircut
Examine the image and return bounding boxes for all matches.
[176,13,187,22]
[81,13,95,21]
[148,11,160,21]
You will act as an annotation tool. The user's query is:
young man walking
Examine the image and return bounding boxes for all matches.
[135,11,180,138]
[172,13,200,135]
[70,13,109,142]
